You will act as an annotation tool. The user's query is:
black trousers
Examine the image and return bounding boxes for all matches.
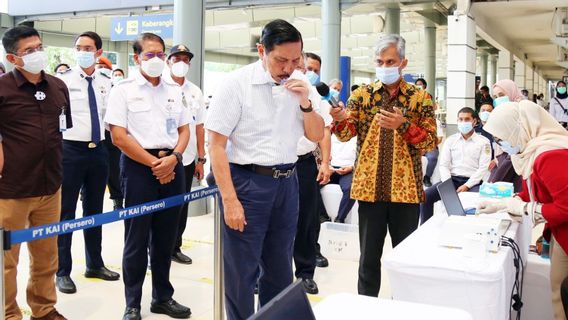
[104,130,123,201]
[358,201,419,297]
[58,141,109,276]
[562,276,568,318]
[121,154,185,308]
[174,161,196,253]
[293,155,319,279]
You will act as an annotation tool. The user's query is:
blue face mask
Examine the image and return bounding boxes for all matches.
[493,95,510,108]
[306,70,320,85]
[457,121,473,135]
[500,141,521,155]
[479,111,491,122]
[75,51,95,69]
[375,66,401,85]
[558,87,567,95]
[330,89,340,99]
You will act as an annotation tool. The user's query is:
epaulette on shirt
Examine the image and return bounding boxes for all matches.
[114,77,135,86]
[98,70,111,79]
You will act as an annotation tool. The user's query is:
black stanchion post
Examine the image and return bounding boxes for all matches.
[213,193,224,320]
[1,228,7,320]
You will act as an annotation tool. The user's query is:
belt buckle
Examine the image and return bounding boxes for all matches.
[158,150,169,158]
[88,142,97,149]
[272,169,292,179]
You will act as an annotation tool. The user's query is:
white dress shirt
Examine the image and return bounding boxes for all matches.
[330,135,357,168]
[296,86,333,156]
[550,96,568,123]
[162,71,205,166]
[438,131,491,188]
[57,67,110,142]
[205,60,314,166]
[104,70,191,149]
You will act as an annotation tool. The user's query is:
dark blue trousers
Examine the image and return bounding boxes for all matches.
[120,154,184,308]
[424,148,439,179]
[57,141,109,276]
[223,164,299,320]
[329,171,355,223]
[419,176,480,224]
[293,155,319,280]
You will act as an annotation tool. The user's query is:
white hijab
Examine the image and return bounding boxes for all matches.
[483,100,568,178]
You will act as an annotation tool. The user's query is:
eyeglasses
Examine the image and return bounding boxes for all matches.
[141,52,166,60]
[15,45,45,57]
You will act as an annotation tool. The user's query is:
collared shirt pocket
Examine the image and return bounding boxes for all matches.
[69,87,86,101]
[127,98,152,130]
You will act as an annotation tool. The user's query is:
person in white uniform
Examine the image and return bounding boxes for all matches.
[206,19,324,320]
[55,31,119,295]
[419,107,491,224]
[550,81,568,128]
[104,32,191,320]
[163,44,206,265]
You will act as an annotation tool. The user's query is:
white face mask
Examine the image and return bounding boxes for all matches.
[112,76,123,85]
[20,51,48,74]
[171,61,189,78]
[140,57,165,78]
[375,66,401,85]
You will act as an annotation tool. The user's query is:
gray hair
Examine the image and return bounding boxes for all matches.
[375,34,406,60]
[330,79,343,87]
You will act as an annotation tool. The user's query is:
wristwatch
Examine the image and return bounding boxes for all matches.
[172,151,183,164]
[299,100,313,113]
[197,157,207,164]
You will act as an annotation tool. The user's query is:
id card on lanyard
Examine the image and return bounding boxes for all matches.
[166,103,177,135]
[59,106,67,132]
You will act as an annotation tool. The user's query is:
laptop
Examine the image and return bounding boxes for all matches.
[248,280,316,320]
[436,178,472,216]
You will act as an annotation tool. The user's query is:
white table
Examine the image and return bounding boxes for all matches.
[313,293,473,320]
[522,253,553,320]
[383,193,522,320]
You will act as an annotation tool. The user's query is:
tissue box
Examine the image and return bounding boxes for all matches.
[479,182,514,198]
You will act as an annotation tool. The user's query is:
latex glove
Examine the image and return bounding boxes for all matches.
[503,196,527,223]
[477,199,507,214]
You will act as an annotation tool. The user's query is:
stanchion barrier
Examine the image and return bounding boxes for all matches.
[0,186,224,319]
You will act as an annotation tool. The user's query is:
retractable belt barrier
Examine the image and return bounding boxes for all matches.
[1,186,225,320]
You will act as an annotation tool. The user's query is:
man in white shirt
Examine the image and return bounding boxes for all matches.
[56,31,119,294]
[105,33,191,320]
[163,44,206,265]
[293,53,332,295]
[206,20,324,320]
[420,107,491,224]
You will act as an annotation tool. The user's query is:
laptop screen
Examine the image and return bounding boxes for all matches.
[248,280,316,320]
[436,179,466,216]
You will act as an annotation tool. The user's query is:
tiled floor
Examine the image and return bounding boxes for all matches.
[12,193,394,319]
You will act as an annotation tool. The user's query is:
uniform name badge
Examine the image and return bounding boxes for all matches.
[166,117,177,135]
[59,107,67,132]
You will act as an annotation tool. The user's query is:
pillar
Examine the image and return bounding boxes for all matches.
[424,20,436,98]
[497,49,514,81]
[321,0,341,82]
[479,52,488,87]
[526,66,534,97]
[514,59,526,92]
[446,13,476,126]
[385,7,400,35]
[488,54,497,89]
[174,0,205,88]
[0,14,14,72]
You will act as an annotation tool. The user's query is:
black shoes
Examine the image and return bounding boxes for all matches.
[301,278,319,294]
[122,307,141,320]
[113,198,124,210]
[315,253,329,268]
[150,299,191,319]
[172,251,193,265]
[423,176,432,188]
[55,276,76,294]
[84,266,120,281]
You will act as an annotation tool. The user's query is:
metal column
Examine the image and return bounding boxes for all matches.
[173,0,205,89]
[424,20,436,98]
[321,0,341,83]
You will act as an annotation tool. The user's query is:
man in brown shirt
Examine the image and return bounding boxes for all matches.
[0,26,72,320]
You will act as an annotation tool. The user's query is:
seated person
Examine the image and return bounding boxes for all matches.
[420,107,491,224]
[322,135,356,223]
[475,103,502,179]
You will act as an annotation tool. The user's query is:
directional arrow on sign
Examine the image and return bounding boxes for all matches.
[115,22,124,34]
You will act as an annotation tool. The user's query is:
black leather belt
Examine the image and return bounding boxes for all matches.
[145,148,173,158]
[232,163,296,179]
[297,152,314,162]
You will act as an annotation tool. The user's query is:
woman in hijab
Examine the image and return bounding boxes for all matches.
[478,100,568,320]
[550,80,568,128]
[487,79,525,191]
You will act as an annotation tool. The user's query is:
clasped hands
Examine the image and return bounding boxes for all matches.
[151,155,177,184]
